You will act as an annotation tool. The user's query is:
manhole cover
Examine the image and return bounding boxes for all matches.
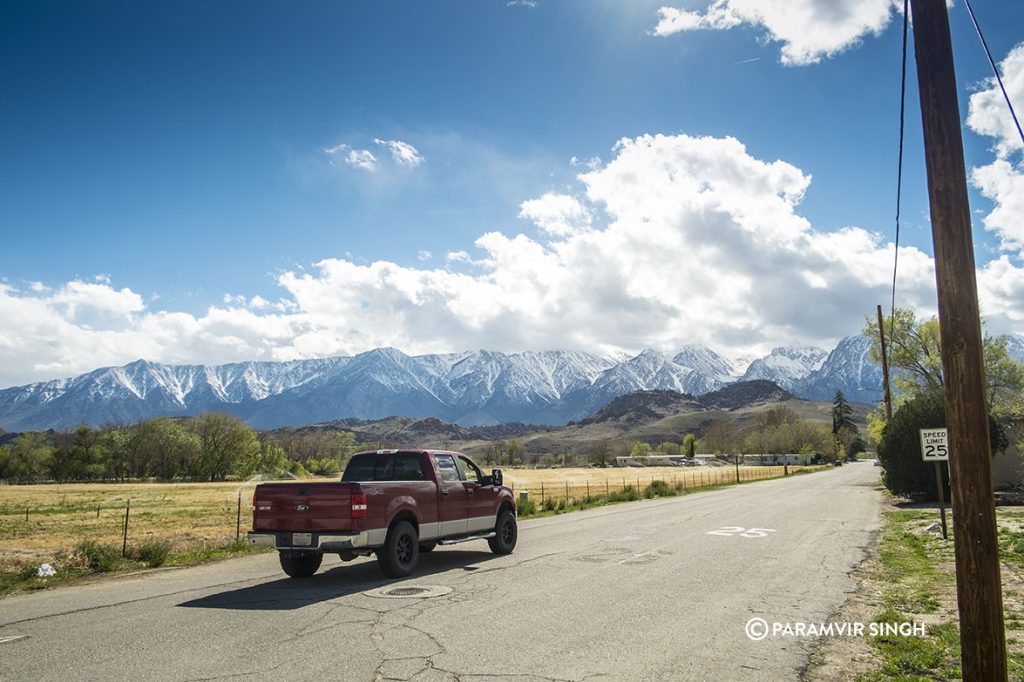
[365,584,453,599]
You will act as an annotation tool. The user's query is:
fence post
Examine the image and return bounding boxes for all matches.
[541,482,545,504]
[605,480,609,497]
[565,481,570,504]
[96,504,100,519]
[236,490,242,544]
[122,498,131,557]
[586,481,591,502]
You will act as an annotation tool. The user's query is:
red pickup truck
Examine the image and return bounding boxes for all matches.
[247,449,518,579]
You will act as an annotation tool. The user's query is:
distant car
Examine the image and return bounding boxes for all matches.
[833,460,843,467]
[874,459,882,467]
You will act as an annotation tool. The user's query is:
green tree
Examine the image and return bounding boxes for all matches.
[131,418,199,480]
[53,425,109,481]
[0,432,53,482]
[630,442,652,459]
[681,433,698,458]
[657,441,681,457]
[878,389,1007,500]
[190,412,259,481]
[831,390,859,459]
[864,307,1024,407]
[254,438,290,477]
[101,428,134,481]
[505,439,524,466]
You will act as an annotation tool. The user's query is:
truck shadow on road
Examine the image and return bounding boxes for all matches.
[177,549,500,611]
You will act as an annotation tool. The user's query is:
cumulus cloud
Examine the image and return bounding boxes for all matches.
[374,138,425,168]
[2,132,961,387]
[652,0,899,65]
[967,44,1024,160]
[967,43,1024,334]
[518,193,593,237]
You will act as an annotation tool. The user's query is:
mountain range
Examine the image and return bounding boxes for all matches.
[2,333,1019,431]
[0,335,893,431]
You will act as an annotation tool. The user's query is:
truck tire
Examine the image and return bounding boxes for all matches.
[488,510,517,555]
[377,521,419,578]
[279,550,322,578]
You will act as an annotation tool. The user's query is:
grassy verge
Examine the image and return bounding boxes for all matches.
[0,539,270,598]
[822,506,1024,681]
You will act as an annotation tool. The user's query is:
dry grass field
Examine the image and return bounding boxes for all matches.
[501,464,816,502]
[0,479,268,571]
[0,464,821,572]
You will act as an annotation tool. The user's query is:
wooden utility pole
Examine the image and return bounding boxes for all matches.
[876,304,894,421]
[909,0,1007,678]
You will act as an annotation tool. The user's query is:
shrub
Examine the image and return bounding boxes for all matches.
[542,497,558,511]
[74,540,121,572]
[609,486,640,502]
[517,498,537,516]
[131,540,172,567]
[644,480,675,499]
[878,390,1007,500]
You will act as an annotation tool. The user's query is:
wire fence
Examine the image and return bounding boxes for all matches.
[506,465,814,505]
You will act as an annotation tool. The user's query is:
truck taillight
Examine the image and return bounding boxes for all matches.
[351,493,368,518]
[253,496,272,512]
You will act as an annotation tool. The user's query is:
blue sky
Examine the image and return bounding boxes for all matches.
[2,1,1023,387]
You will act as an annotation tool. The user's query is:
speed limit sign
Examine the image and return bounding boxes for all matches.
[920,428,949,461]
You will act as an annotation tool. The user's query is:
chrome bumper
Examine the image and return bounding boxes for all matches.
[246,531,371,552]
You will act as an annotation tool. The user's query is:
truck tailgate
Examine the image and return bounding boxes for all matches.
[252,482,359,532]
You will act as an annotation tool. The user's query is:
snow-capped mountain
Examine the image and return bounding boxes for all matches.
[0,335,915,431]
[1005,334,1024,364]
[793,335,883,402]
[740,345,828,391]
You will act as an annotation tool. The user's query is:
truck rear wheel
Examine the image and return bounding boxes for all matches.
[377,520,419,578]
[279,550,323,578]
[488,510,517,555]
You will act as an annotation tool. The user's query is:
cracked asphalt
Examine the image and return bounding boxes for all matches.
[0,463,881,681]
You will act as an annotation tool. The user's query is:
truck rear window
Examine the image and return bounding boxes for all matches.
[342,454,428,482]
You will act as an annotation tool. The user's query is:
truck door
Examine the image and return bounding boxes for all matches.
[457,455,498,533]
[433,454,468,536]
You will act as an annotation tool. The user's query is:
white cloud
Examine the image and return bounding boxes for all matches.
[323,143,378,172]
[972,159,1024,256]
[374,138,425,168]
[344,149,378,172]
[652,0,899,65]
[2,132,963,387]
[518,193,593,237]
[966,43,1024,336]
[967,44,1024,160]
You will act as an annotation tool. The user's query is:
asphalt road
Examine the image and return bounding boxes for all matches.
[0,463,882,681]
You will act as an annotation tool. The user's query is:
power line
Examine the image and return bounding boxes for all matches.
[963,0,1024,151]
[888,0,910,350]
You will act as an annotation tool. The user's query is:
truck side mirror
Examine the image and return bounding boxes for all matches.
[491,469,503,487]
